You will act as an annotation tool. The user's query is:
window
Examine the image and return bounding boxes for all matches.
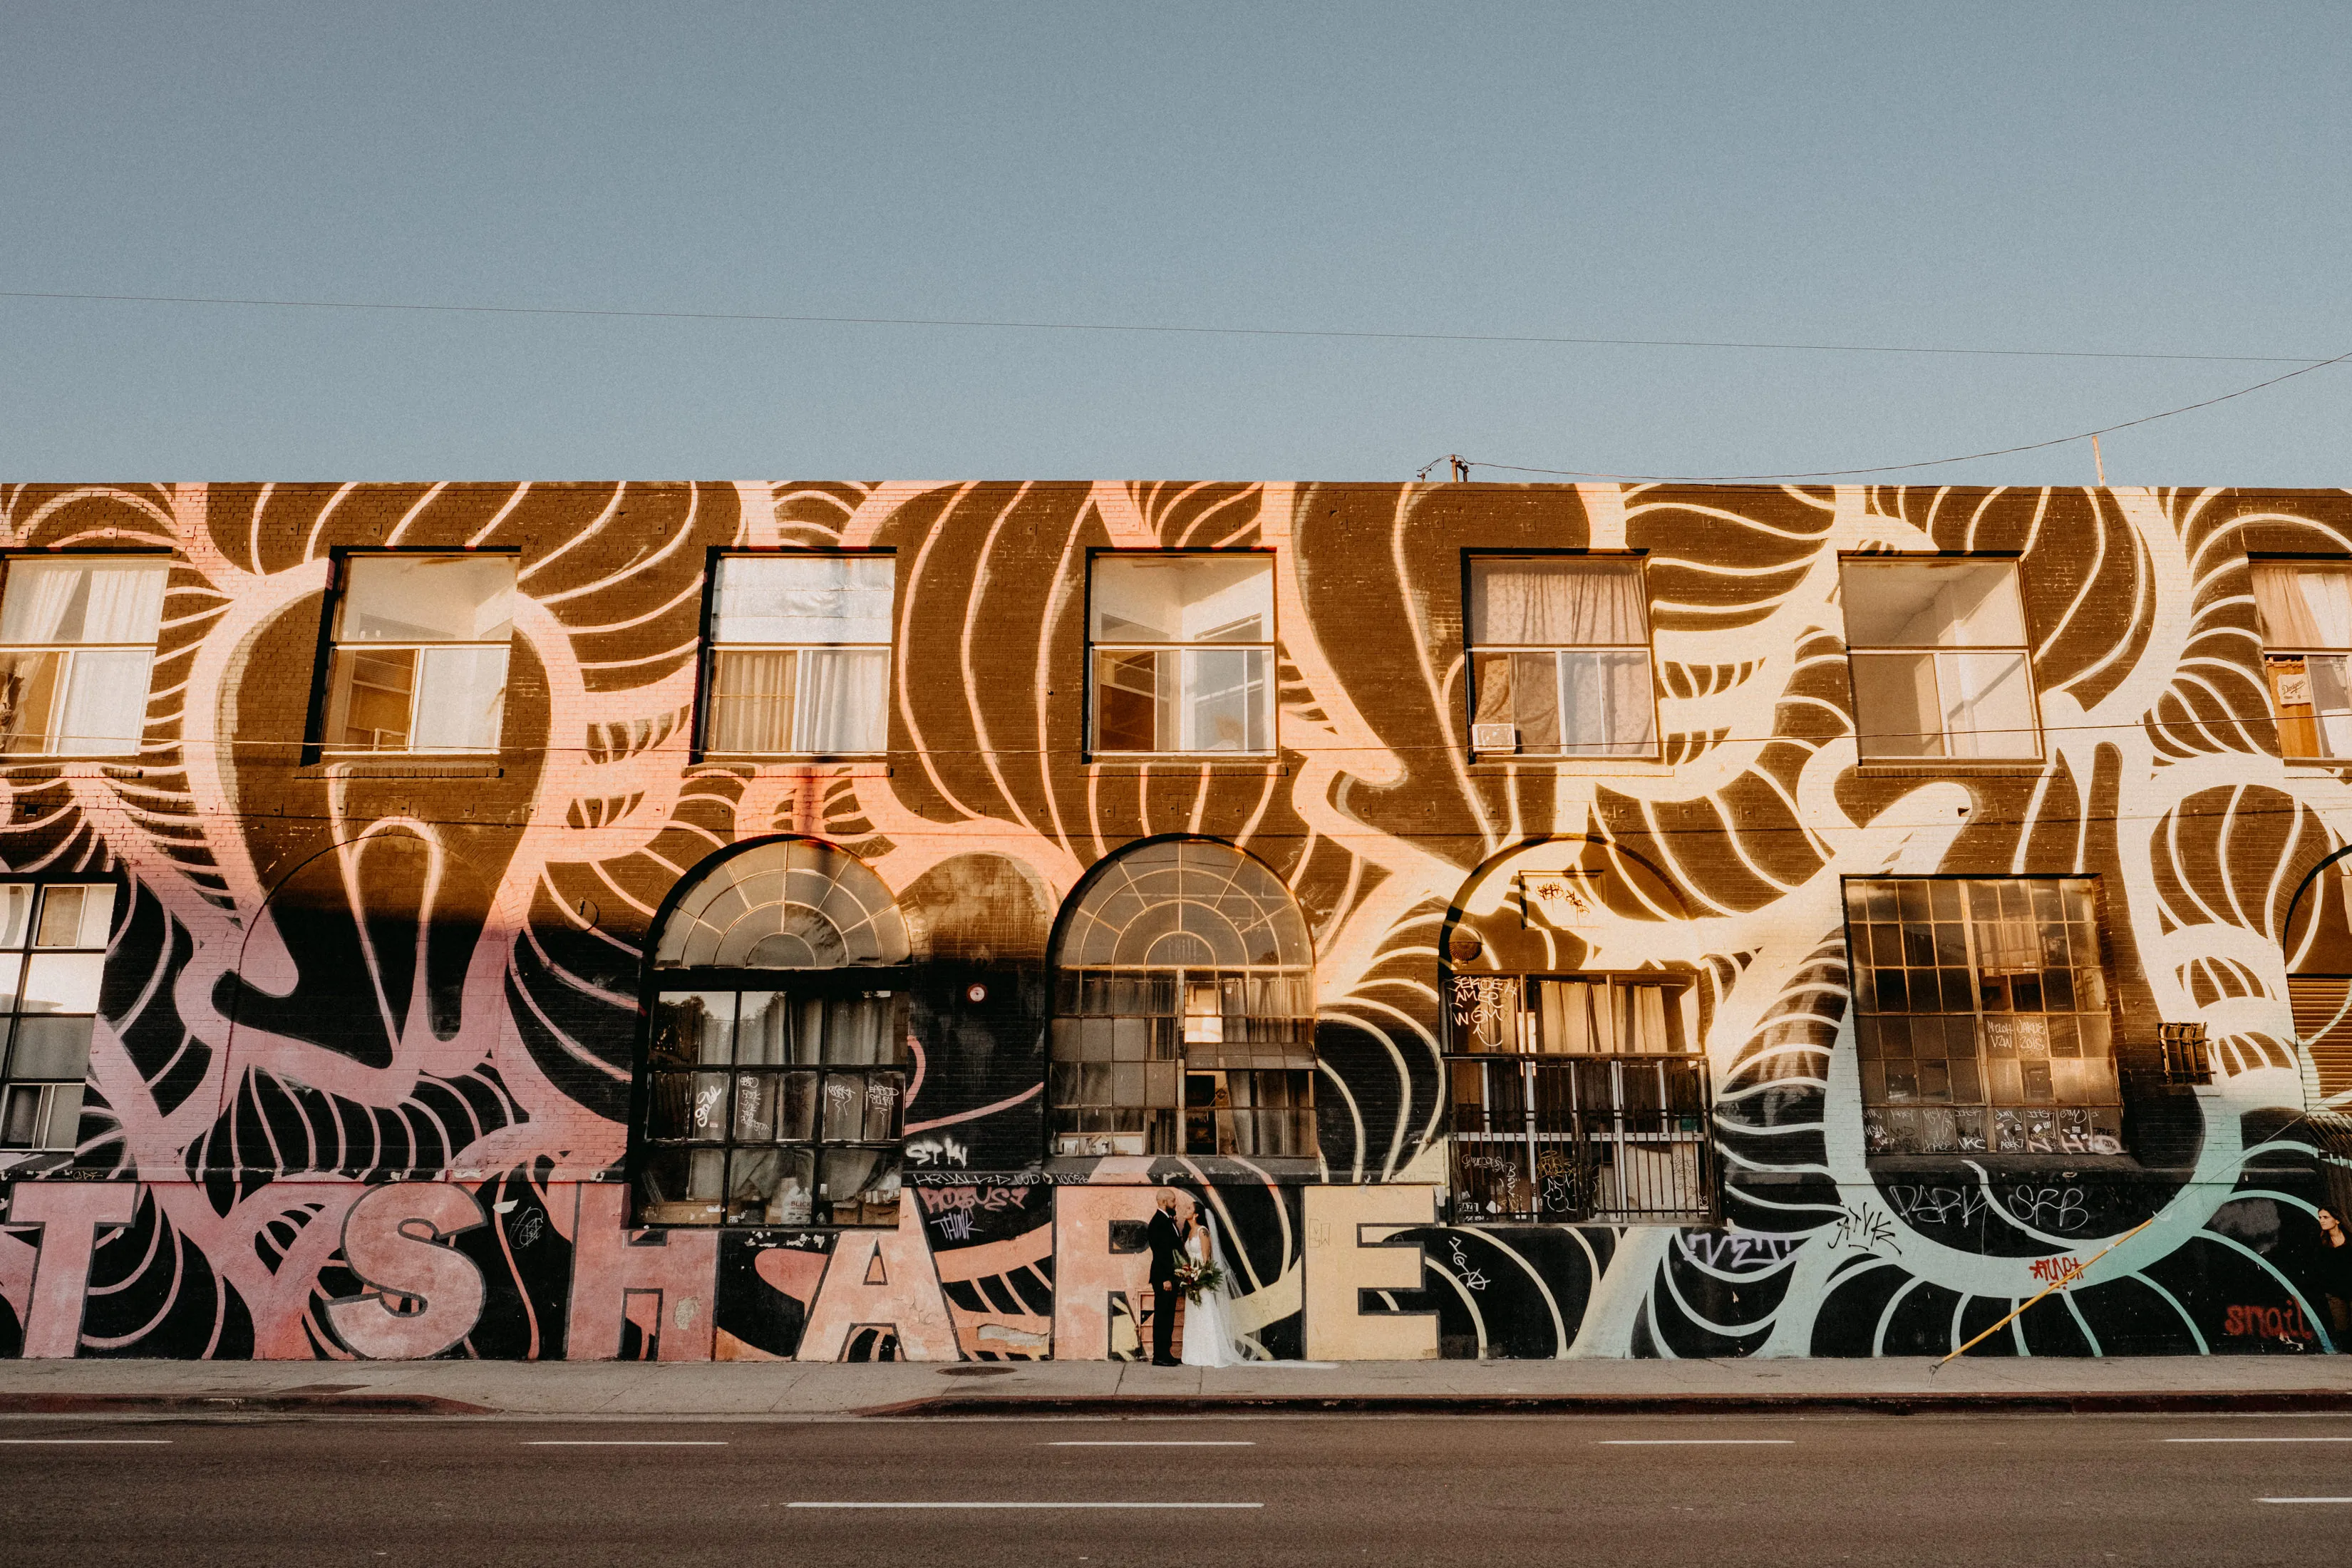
[0,882,114,1155]
[1050,840,1316,1158]
[701,555,893,755]
[636,837,912,1227]
[1840,559,2037,759]
[0,557,169,756]
[322,555,515,753]
[1444,973,1711,1222]
[2252,562,2352,760]
[639,986,909,1227]
[1468,557,1656,757]
[1089,555,1273,755]
[1845,877,2121,1157]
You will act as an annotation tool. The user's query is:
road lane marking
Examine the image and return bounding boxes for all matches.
[2261,1497,2352,1504]
[788,1502,1262,1510]
[1596,1440,1795,1446]
[0,1439,173,1445]
[1043,1441,1257,1448]
[524,1440,729,1447]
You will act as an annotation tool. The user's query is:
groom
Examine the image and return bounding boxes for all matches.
[1145,1189,1184,1366]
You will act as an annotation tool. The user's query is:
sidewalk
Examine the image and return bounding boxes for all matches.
[6,1354,2352,1418]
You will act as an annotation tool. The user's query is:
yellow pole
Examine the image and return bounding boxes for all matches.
[1931,1217,2157,1371]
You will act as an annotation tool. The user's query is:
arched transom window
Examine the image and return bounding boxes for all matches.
[1051,839,1316,1160]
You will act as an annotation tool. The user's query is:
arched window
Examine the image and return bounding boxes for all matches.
[636,838,912,1228]
[1051,839,1316,1159]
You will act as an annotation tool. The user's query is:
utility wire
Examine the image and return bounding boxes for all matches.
[1442,347,2352,484]
[0,287,2332,367]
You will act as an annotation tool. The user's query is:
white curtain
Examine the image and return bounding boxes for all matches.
[1,563,84,646]
[78,562,169,643]
[58,649,152,754]
[1472,561,1646,646]
[412,645,509,751]
[1561,650,1656,755]
[800,648,888,753]
[709,650,795,753]
[2253,566,2352,649]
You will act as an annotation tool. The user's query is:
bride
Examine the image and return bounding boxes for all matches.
[1179,1198,1245,1368]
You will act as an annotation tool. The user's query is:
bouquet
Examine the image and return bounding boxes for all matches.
[1172,1256,1225,1304]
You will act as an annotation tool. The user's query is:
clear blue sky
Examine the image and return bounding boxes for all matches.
[4,3,2346,485]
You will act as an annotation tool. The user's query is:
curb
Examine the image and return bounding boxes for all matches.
[859,1391,2352,1418]
[0,1393,495,1416]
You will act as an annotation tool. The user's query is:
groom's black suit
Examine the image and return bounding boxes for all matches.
[1145,1209,1184,1365]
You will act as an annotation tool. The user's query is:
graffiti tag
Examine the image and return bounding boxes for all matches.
[1828,1203,1901,1255]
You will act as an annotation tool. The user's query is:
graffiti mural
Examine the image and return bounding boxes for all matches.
[0,478,2346,1361]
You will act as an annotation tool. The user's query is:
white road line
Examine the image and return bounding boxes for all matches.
[2170,1438,2352,1444]
[524,1440,729,1447]
[2260,1497,2352,1504]
[1596,1440,1795,1446]
[0,1439,174,1445]
[788,1502,1263,1510]
[1043,1441,1257,1448]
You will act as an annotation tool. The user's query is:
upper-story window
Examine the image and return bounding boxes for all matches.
[323,555,515,753]
[1845,876,2120,1157]
[1089,555,1274,755]
[1840,558,2037,760]
[0,557,170,757]
[701,555,893,756]
[0,880,115,1156]
[2252,562,2352,760]
[1468,557,1656,757]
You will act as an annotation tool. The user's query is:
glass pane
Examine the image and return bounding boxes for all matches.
[706,649,795,753]
[1468,557,1648,646]
[1093,648,1167,751]
[1512,652,1560,751]
[336,556,516,643]
[0,1083,41,1146]
[732,1072,778,1142]
[863,1071,904,1140]
[821,996,892,1065]
[9,1014,93,1079]
[0,559,170,646]
[411,644,509,751]
[795,648,889,753]
[1180,647,1269,751]
[776,1071,819,1141]
[2252,564,2352,650]
[822,1071,867,1140]
[1090,555,1272,644]
[324,647,416,751]
[711,555,894,644]
[636,1148,726,1224]
[1561,649,1656,756]
[733,991,792,1065]
[56,649,151,755]
[1840,559,2027,648]
[1851,651,1941,757]
[819,1145,902,1227]
[649,991,734,1066]
[34,887,87,949]
[19,952,103,1014]
[0,651,65,754]
[39,1083,81,1150]
[1937,652,2036,758]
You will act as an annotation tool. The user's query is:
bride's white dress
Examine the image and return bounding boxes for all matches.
[1179,1219,1244,1368]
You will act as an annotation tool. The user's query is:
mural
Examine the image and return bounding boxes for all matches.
[0,478,2347,1361]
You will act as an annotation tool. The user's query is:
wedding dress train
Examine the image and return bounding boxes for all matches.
[1179,1214,1244,1368]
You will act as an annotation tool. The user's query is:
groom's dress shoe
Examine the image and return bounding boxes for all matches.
[1150,1358,1180,1366]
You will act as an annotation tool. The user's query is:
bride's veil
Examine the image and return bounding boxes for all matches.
[1200,1208,1252,1359]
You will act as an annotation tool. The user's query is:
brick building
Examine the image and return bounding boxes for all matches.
[0,478,2346,1361]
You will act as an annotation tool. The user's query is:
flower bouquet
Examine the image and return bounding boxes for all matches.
[1172,1256,1225,1304]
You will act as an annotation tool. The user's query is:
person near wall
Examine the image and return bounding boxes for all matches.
[1146,1190,1185,1366]
[1179,1197,1245,1368]
[2316,1205,2352,1337]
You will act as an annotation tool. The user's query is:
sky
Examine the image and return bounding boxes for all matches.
[2,2,2347,485]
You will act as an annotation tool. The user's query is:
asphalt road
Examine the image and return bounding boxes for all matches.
[5,1412,2352,1567]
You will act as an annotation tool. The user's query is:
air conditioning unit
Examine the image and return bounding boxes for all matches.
[1471,723,1518,753]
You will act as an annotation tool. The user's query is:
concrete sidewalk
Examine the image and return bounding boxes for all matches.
[6,1354,2352,1418]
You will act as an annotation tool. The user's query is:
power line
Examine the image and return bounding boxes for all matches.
[1445,348,2352,483]
[0,287,2333,367]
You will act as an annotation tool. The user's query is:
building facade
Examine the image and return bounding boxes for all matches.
[0,478,2348,1361]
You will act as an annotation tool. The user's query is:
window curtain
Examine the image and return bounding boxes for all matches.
[2253,566,2352,649]
[1472,561,1646,646]
[800,648,889,753]
[57,650,151,754]
[711,650,795,753]
[1,563,83,646]
[1561,650,1656,754]
[412,645,509,751]
[78,563,168,643]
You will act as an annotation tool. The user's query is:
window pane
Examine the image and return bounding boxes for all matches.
[39,1083,81,1150]
[56,649,151,755]
[336,556,515,643]
[34,886,88,949]
[1180,647,1269,751]
[1512,652,1561,751]
[1090,555,1272,643]
[0,891,29,950]
[732,1073,778,1142]
[796,648,889,753]
[733,991,792,1065]
[1937,652,2036,758]
[637,1148,726,1224]
[650,991,734,1066]
[1093,648,1168,751]
[711,556,893,644]
[0,559,169,646]
[1561,649,1656,756]
[21,952,103,1014]
[1469,558,1647,646]
[325,647,416,751]
[2252,564,2352,650]
[1841,560,2027,647]
[706,649,795,753]
[0,651,64,754]
[411,644,509,751]
[1851,651,1941,757]
[0,1083,41,1146]
[7,1014,91,1079]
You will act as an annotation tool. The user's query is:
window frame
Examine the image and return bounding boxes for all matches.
[308,547,521,761]
[1839,872,2127,1160]
[1083,548,1278,760]
[1461,550,1661,761]
[1837,552,2043,763]
[691,547,898,763]
[2247,554,2352,763]
[0,875,119,1160]
[0,550,175,760]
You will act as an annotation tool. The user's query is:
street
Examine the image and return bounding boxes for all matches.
[4,1413,2351,1566]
